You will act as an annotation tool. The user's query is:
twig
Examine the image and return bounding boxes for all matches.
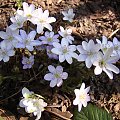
[108,28,120,38]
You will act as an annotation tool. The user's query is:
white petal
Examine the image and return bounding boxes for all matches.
[51,48,61,55]
[85,57,92,68]
[3,56,9,62]
[26,45,34,51]
[47,17,56,23]
[103,68,113,79]
[106,64,119,74]
[85,86,90,93]
[59,54,65,62]
[69,45,76,51]
[82,41,88,51]
[65,54,72,64]
[78,103,82,112]
[37,24,43,34]
[44,23,52,31]
[77,45,87,54]
[94,66,102,75]
[80,83,85,91]
[70,52,78,59]
[57,79,63,87]
[102,36,108,44]
[61,39,68,47]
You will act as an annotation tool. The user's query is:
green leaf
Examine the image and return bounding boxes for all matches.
[73,103,113,120]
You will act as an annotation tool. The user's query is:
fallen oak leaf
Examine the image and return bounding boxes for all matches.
[45,107,73,120]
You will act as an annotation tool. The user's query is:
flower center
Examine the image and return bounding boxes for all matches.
[79,93,86,100]
[47,37,52,42]
[39,19,46,23]
[62,46,68,54]
[99,60,105,67]
[54,73,60,78]
[8,36,13,41]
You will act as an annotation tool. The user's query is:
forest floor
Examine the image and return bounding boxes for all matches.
[0,0,120,120]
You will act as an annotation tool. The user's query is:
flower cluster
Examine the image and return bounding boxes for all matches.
[0,1,120,119]
[19,87,47,120]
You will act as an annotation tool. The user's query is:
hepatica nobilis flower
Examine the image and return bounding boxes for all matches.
[30,8,56,33]
[62,8,75,22]
[0,40,15,62]
[52,40,78,64]
[0,27,19,48]
[19,87,47,120]
[15,30,41,51]
[58,26,74,44]
[44,65,68,87]
[77,40,101,68]
[93,48,119,79]
[73,83,90,112]
[22,55,34,69]
[39,31,59,45]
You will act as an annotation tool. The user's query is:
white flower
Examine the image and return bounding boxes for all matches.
[93,48,119,79]
[31,8,56,33]
[96,36,110,54]
[58,26,74,44]
[19,87,47,120]
[108,37,120,58]
[39,31,59,45]
[22,55,34,69]
[9,14,26,30]
[17,2,35,21]
[15,30,41,51]
[73,83,90,112]
[44,65,68,87]
[0,27,19,47]
[77,40,101,68]
[0,41,15,62]
[62,8,75,22]
[52,40,78,64]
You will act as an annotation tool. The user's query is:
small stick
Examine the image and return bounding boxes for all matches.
[108,28,120,38]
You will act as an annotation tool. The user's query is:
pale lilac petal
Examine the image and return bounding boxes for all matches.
[51,48,61,55]
[50,79,57,87]
[82,41,88,50]
[53,42,61,48]
[20,30,27,39]
[69,45,76,51]
[48,65,56,73]
[70,52,78,59]
[28,31,36,40]
[26,45,34,51]
[62,72,68,79]
[44,73,53,81]
[78,54,87,61]
[85,86,90,93]
[56,66,63,73]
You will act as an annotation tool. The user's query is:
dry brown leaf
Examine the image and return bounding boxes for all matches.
[46,107,73,120]
[0,108,16,120]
